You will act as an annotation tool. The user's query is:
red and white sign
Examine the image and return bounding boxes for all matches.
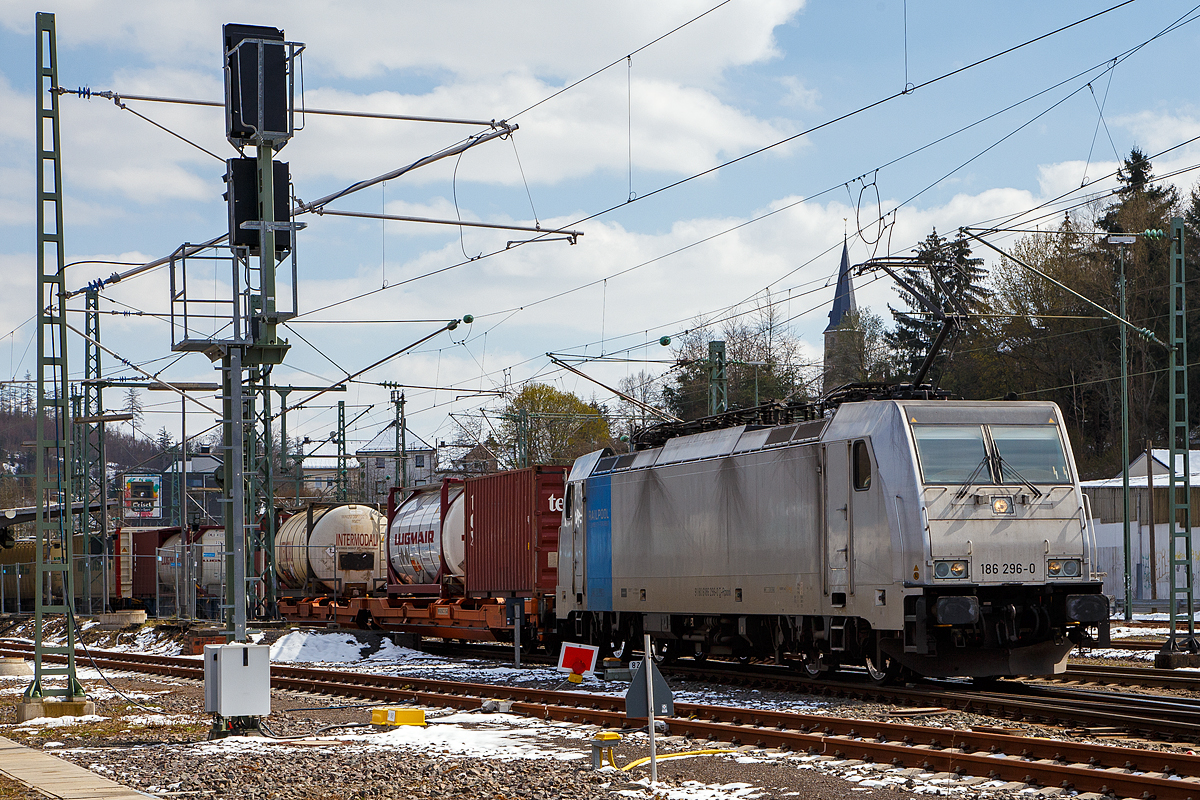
[556,642,600,677]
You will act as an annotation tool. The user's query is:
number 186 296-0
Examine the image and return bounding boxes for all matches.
[980,562,1035,576]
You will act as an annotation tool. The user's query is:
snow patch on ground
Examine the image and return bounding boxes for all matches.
[14,714,107,728]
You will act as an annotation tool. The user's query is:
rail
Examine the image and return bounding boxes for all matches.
[3,642,1199,800]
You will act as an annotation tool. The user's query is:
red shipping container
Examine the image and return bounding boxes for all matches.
[464,466,566,597]
[129,527,176,598]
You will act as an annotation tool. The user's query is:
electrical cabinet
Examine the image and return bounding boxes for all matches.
[204,644,271,717]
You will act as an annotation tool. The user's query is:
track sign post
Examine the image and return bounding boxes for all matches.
[629,634,674,785]
[625,657,674,718]
[557,642,600,684]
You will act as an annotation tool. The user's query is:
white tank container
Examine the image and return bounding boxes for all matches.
[276,505,387,594]
[388,484,465,584]
[156,528,225,594]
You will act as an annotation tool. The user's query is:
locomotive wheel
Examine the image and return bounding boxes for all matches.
[801,651,824,677]
[864,653,903,686]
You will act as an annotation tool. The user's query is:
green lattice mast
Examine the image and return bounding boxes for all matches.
[27,11,86,704]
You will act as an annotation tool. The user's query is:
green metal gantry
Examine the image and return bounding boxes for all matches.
[1166,216,1196,652]
[80,289,107,614]
[28,11,86,702]
[708,340,727,416]
[391,390,408,495]
[335,400,348,502]
[250,368,278,616]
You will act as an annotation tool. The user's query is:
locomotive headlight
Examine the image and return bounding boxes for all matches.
[934,560,969,579]
[1047,559,1081,577]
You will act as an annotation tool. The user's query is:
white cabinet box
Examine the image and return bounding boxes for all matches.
[203,644,271,717]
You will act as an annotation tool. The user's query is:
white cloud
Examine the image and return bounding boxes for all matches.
[2,2,804,84]
[1037,159,1119,200]
[1115,110,1200,159]
[0,73,31,145]
[778,75,820,110]
[282,73,796,190]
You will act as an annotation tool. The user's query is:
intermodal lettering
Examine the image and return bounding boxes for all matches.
[335,532,380,548]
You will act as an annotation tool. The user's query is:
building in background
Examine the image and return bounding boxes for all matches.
[355,421,439,503]
[292,456,363,500]
[822,241,859,392]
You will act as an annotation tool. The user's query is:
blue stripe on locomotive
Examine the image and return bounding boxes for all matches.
[585,473,613,611]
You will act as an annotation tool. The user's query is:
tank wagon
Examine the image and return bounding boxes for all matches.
[113,525,225,617]
[557,399,1110,680]
[276,504,387,596]
[278,467,566,641]
[126,505,384,618]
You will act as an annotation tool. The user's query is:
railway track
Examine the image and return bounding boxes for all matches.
[1048,663,1200,692]
[1099,640,1167,651]
[4,642,1200,800]
[408,638,1200,710]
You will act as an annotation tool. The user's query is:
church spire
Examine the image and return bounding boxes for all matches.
[825,239,856,333]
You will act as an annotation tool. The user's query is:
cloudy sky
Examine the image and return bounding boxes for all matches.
[2,1,1199,458]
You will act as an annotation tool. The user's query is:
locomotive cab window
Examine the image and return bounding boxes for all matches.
[565,484,574,517]
[990,425,1070,484]
[852,440,871,491]
[911,425,989,484]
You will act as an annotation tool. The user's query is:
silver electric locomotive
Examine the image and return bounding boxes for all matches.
[557,399,1109,680]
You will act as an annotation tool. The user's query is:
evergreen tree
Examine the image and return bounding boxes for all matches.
[886,228,990,383]
[123,388,144,435]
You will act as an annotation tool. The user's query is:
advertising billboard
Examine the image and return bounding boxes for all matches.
[123,474,162,519]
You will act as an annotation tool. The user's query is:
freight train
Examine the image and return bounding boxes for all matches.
[105,395,1110,680]
[558,399,1110,680]
[281,466,565,643]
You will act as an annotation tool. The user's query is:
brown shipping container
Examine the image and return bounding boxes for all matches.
[464,466,566,597]
[129,527,176,598]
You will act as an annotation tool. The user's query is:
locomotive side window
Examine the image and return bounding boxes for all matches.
[990,425,1071,483]
[911,425,990,484]
[565,484,574,517]
[852,440,871,491]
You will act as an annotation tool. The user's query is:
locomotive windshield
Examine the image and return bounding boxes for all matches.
[910,426,988,483]
[991,425,1070,484]
[911,423,1071,485]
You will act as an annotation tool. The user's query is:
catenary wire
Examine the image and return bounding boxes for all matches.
[293,1,1177,326]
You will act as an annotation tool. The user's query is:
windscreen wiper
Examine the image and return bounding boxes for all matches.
[954,455,992,500]
[996,456,1043,498]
